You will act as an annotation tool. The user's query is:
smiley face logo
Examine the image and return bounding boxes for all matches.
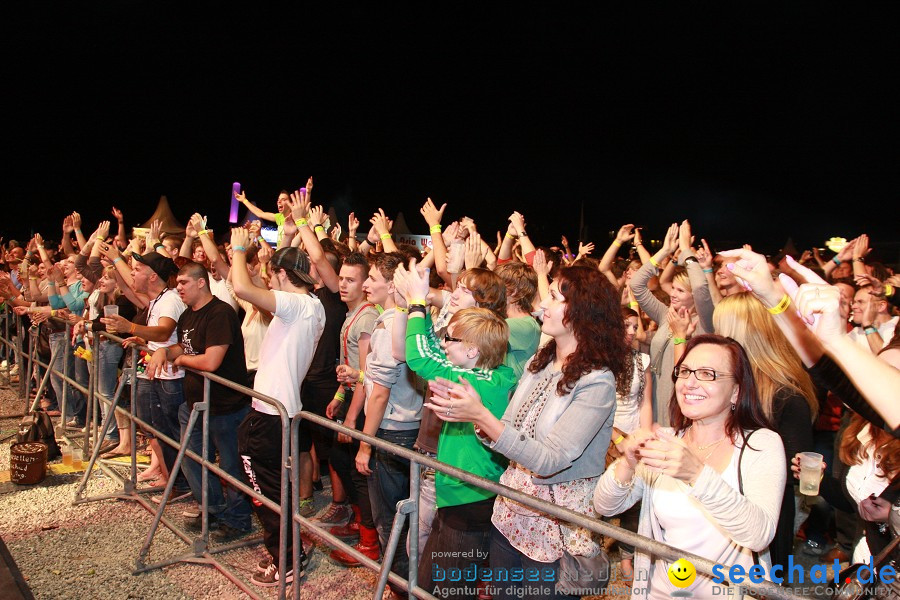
[667,558,696,588]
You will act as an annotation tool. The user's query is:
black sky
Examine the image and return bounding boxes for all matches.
[5,4,899,259]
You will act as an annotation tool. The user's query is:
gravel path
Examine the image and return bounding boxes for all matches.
[0,375,634,600]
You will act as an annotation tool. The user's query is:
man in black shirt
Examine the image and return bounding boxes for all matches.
[152,261,251,541]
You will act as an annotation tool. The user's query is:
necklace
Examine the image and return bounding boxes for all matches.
[687,425,728,451]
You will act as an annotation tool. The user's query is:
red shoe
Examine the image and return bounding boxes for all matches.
[329,525,380,567]
[329,504,360,542]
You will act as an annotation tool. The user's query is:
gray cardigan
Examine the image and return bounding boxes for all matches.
[488,357,617,485]
[628,257,715,427]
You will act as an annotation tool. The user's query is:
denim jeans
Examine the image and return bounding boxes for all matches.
[412,454,438,561]
[49,331,85,424]
[95,340,123,441]
[179,402,252,530]
[135,377,186,482]
[489,525,580,600]
[369,427,419,579]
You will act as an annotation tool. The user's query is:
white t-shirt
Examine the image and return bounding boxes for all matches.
[209,274,239,312]
[848,316,898,352]
[252,290,325,418]
[139,288,187,380]
[613,352,649,434]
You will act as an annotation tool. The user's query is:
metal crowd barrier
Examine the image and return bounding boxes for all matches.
[0,306,805,600]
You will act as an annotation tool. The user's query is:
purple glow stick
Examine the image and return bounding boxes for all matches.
[229,182,241,223]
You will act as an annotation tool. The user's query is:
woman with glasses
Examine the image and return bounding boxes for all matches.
[594,334,785,599]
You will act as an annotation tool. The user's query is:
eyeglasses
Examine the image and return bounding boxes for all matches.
[443,334,465,344]
[672,366,734,382]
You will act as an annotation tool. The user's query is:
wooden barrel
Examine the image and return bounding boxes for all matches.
[10,442,47,485]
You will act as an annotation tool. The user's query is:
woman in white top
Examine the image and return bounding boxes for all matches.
[594,334,785,599]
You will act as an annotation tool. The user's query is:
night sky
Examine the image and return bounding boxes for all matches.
[5,4,899,260]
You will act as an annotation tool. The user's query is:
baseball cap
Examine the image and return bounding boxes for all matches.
[270,247,317,286]
[132,252,178,281]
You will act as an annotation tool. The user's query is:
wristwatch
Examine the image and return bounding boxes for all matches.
[682,256,699,266]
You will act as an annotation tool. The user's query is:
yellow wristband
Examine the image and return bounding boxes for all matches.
[357,370,365,384]
[396,307,408,313]
[430,224,442,234]
[886,284,894,298]
[334,389,346,403]
[767,294,791,315]
[295,218,308,227]
[130,323,136,334]
[314,225,325,232]
[505,232,517,239]
[198,229,211,237]
[408,299,426,307]
[649,257,660,268]
[380,233,392,240]
[613,435,625,445]
[51,309,57,317]
[612,240,622,248]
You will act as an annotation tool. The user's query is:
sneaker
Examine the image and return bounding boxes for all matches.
[311,502,352,527]
[184,514,219,533]
[298,497,316,518]
[251,563,297,588]
[211,523,251,543]
[801,539,825,556]
[182,506,201,519]
[151,489,192,505]
[256,542,312,574]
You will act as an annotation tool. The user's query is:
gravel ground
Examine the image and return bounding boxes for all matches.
[0,371,635,600]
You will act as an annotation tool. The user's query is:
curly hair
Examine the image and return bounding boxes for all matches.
[528,266,628,395]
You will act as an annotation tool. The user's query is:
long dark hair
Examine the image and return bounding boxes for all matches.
[669,334,772,444]
[529,266,627,394]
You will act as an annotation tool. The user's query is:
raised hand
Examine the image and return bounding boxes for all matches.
[288,190,310,220]
[442,221,460,246]
[62,215,75,233]
[719,248,778,305]
[615,224,636,244]
[678,219,695,254]
[464,232,484,269]
[561,235,571,251]
[659,223,680,256]
[508,211,526,236]
[111,206,124,222]
[695,239,714,269]
[420,197,447,227]
[331,223,342,241]
[257,240,273,264]
[248,220,262,240]
[577,241,594,259]
[230,226,251,251]
[235,190,249,205]
[348,212,359,235]
[308,205,325,227]
[71,212,82,230]
[532,249,553,277]
[633,227,644,248]
[370,208,392,236]
[185,216,199,238]
[852,234,871,260]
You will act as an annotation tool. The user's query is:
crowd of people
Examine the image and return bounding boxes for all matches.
[0,185,898,599]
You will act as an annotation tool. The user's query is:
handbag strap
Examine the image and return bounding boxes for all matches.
[736,429,762,566]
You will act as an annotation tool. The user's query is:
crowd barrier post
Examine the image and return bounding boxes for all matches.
[16,312,26,401]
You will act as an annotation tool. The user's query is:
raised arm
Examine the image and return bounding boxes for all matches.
[71,212,88,250]
[229,227,277,314]
[237,190,278,222]
[370,208,398,253]
[420,198,451,284]
[628,223,678,324]
[599,225,635,287]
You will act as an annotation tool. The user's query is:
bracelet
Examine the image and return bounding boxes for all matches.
[396,307,408,313]
[649,257,660,268]
[129,323,136,334]
[233,245,246,252]
[628,301,638,309]
[832,256,841,266]
[635,243,644,248]
[198,229,211,237]
[612,240,622,248]
[75,228,82,234]
[864,326,879,336]
[430,224,442,234]
[612,467,635,488]
[334,389,346,403]
[702,268,714,273]
[519,231,528,238]
[113,257,123,264]
[50,309,57,318]
[886,284,894,297]
[357,370,365,384]
[314,225,325,232]
[673,337,687,345]
[380,233,392,240]
[767,294,791,315]
[408,304,427,316]
[295,218,308,227]
[853,257,865,263]
[505,232,517,239]
[613,435,625,446]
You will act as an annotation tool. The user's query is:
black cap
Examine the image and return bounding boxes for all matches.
[270,247,317,286]
[132,252,178,281]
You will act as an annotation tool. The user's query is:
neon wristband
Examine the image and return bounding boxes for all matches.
[408,299,426,306]
[295,218,308,227]
[314,225,325,232]
[430,224,442,234]
[628,301,638,309]
[505,232,517,239]
[396,307,408,313]
[832,256,841,266]
[233,245,246,252]
[357,370,365,384]
[649,257,660,268]
[613,435,625,445]
[864,326,878,336]
[702,268,714,273]
[380,233,393,240]
[885,284,894,297]
[198,229,211,237]
[767,294,791,315]
[673,337,687,345]
[50,309,57,317]
[612,240,622,248]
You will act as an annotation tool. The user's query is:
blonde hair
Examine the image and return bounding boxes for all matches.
[672,267,692,292]
[447,307,510,369]
[713,292,818,422]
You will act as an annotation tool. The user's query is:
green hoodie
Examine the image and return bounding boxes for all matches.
[406,314,517,508]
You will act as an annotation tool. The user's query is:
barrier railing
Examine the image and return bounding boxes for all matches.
[1,305,805,600]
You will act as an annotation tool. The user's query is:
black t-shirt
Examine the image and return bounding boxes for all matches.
[304,287,346,386]
[177,297,249,415]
